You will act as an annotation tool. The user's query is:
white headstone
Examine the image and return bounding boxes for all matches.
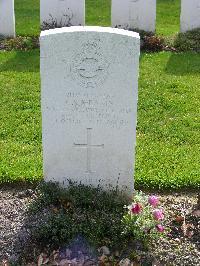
[0,0,15,38]
[180,0,200,32]
[40,26,140,196]
[40,0,85,28]
[112,0,156,32]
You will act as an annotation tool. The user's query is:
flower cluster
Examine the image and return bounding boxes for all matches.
[122,191,165,244]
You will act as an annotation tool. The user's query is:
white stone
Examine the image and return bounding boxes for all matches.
[0,0,15,38]
[40,26,140,196]
[111,0,156,32]
[40,0,85,28]
[180,0,200,32]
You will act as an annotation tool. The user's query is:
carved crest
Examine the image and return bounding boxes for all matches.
[71,41,109,88]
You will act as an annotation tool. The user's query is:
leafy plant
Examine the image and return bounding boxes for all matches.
[173,28,200,52]
[122,191,166,248]
[17,181,129,262]
[0,36,39,51]
[142,35,165,52]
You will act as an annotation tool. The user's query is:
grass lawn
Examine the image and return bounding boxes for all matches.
[0,50,199,189]
[0,51,41,182]
[15,0,40,36]
[136,52,200,189]
[156,0,181,36]
[15,0,181,36]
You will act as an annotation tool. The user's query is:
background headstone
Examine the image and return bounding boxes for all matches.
[111,0,156,32]
[40,0,85,28]
[40,26,140,196]
[0,0,15,38]
[180,0,200,32]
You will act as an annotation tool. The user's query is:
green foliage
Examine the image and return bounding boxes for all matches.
[24,181,128,255]
[173,28,200,52]
[0,36,39,51]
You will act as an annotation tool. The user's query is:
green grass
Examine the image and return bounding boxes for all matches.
[15,0,40,36]
[0,50,42,182]
[136,52,200,189]
[86,0,111,26]
[0,50,199,189]
[156,0,181,36]
[15,0,181,36]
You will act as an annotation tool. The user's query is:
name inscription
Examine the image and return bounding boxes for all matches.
[47,92,133,129]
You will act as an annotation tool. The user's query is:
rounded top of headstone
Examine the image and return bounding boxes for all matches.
[40,26,140,39]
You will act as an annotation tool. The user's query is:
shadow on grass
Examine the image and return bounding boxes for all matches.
[0,50,39,73]
[165,52,200,75]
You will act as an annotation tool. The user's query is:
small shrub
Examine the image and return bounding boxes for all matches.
[173,28,200,52]
[18,181,129,261]
[0,36,39,51]
[142,35,165,52]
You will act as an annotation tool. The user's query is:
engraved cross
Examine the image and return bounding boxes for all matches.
[74,128,104,173]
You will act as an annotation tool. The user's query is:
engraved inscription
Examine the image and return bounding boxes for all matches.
[51,92,132,129]
[71,42,109,88]
[74,128,104,173]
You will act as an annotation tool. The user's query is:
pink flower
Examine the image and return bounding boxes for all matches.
[130,203,143,214]
[156,224,165,232]
[148,195,159,207]
[153,209,164,220]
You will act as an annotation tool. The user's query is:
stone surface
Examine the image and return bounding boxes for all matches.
[180,0,200,32]
[111,0,156,32]
[40,0,85,28]
[40,26,140,196]
[0,0,15,38]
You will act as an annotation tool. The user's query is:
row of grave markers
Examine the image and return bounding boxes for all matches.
[0,0,200,38]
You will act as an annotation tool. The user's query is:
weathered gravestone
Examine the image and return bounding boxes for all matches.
[112,0,156,32]
[0,0,15,38]
[40,26,140,196]
[180,0,200,32]
[40,0,85,29]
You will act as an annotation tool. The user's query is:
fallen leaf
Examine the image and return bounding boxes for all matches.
[181,222,194,237]
[175,215,184,223]
[99,255,107,263]
[1,260,10,266]
[192,209,200,217]
[186,230,194,238]
[52,207,59,213]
